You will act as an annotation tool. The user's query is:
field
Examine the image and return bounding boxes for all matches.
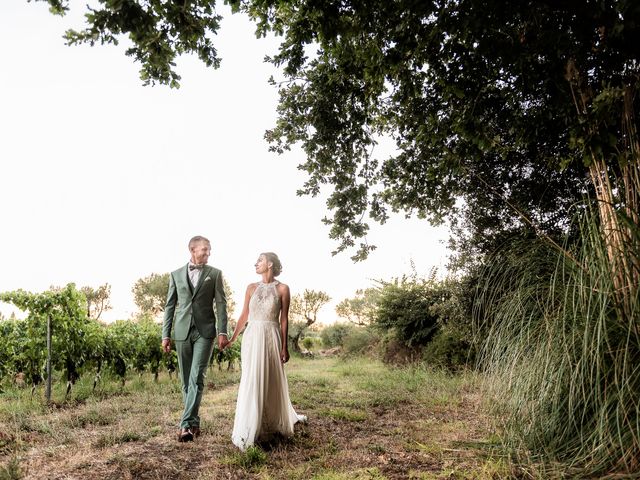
[0,357,507,480]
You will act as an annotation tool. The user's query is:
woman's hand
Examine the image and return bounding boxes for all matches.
[280,347,290,364]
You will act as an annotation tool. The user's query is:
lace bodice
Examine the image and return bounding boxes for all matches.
[248,281,281,324]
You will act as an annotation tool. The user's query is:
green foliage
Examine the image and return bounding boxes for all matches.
[371,274,476,367]
[372,277,440,348]
[422,327,475,371]
[131,316,164,380]
[253,0,629,261]
[477,206,640,476]
[342,328,379,357]
[132,273,170,315]
[289,289,331,351]
[335,288,379,326]
[103,320,139,384]
[422,276,476,370]
[0,319,21,381]
[80,283,112,321]
[0,284,94,388]
[35,0,224,88]
[320,322,357,349]
[302,337,314,350]
[163,349,178,377]
[0,286,178,395]
[211,338,241,370]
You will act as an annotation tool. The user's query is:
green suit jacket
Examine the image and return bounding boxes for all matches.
[162,264,228,341]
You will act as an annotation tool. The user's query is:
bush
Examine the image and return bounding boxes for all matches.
[342,328,380,356]
[381,335,422,365]
[422,327,475,371]
[320,322,357,348]
[371,274,477,367]
[373,277,440,347]
[302,337,314,350]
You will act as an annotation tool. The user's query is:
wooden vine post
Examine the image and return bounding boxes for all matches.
[46,313,52,403]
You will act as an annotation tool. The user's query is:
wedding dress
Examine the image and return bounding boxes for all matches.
[231,281,306,451]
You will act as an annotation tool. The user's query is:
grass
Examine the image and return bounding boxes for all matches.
[221,445,268,471]
[477,206,640,478]
[0,357,497,479]
[0,456,21,480]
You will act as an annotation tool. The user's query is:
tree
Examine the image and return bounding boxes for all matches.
[33,0,225,88]
[132,272,236,319]
[288,289,330,352]
[223,279,236,320]
[33,1,638,268]
[132,273,170,315]
[335,288,379,326]
[252,0,637,259]
[80,283,112,321]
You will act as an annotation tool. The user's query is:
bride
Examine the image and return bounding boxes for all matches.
[227,252,307,450]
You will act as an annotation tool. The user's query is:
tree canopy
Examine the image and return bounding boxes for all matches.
[80,283,112,321]
[132,272,236,318]
[335,287,378,326]
[288,289,330,351]
[132,273,170,315]
[33,0,639,264]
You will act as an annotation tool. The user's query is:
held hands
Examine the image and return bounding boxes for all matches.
[218,335,230,351]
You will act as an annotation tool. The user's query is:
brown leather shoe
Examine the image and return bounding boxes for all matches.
[178,428,193,442]
[190,426,201,438]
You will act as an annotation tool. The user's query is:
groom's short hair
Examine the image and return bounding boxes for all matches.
[189,235,210,250]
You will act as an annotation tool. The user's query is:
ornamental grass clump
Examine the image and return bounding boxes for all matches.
[477,207,639,477]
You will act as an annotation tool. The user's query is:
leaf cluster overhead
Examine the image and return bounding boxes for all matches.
[34,0,640,261]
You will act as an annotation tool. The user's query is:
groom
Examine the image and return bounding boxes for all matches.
[162,235,229,442]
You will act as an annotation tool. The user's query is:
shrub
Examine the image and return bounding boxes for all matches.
[320,322,357,348]
[302,337,314,350]
[381,335,421,365]
[422,327,475,371]
[372,274,477,367]
[373,277,440,347]
[342,328,380,356]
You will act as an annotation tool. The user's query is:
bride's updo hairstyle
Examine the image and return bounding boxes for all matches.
[261,252,282,277]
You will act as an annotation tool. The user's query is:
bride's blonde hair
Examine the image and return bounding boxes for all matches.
[261,252,282,277]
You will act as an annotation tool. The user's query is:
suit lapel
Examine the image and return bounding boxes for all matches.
[181,265,194,294]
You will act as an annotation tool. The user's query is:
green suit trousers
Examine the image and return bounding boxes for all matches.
[176,324,214,429]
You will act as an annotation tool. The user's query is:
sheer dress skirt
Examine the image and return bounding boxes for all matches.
[231,319,306,451]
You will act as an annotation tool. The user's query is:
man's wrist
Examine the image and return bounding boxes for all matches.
[217,333,228,337]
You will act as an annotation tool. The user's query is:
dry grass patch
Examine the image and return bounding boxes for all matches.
[0,358,500,479]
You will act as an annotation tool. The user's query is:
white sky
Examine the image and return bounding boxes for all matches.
[0,0,450,323]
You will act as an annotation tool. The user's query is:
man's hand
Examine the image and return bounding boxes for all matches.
[162,338,172,353]
[218,335,229,350]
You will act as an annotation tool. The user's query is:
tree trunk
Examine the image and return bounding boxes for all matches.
[567,62,639,323]
[290,332,303,353]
